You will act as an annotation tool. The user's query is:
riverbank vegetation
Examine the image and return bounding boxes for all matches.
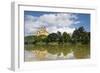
[24,26,90,45]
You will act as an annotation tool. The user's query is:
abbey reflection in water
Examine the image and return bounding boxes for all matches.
[24,44,90,61]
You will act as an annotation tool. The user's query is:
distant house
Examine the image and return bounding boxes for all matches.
[37,26,48,36]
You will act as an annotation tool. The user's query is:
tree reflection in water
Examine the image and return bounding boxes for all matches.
[24,44,90,61]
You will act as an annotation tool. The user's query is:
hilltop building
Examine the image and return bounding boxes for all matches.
[37,26,48,36]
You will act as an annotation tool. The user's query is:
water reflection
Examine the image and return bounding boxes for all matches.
[24,44,90,61]
[32,50,48,60]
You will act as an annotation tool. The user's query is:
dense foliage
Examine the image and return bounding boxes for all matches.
[24,26,90,45]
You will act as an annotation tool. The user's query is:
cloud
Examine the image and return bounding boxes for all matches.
[46,26,75,34]
[24,13,80,36]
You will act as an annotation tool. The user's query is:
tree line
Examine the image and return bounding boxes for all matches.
[25,26,90,45]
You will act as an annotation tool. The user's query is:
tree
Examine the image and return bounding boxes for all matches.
[24,36,37,44]
[72,28,79,43]
[81,32,90,44]
[57,31,63,44]
[72,26,90,44]
[62,32,70,43]
[47,33,58,42]
[57,31,61,37]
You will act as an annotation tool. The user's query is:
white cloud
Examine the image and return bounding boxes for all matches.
[24,13,80,36]
[47,26,75,34]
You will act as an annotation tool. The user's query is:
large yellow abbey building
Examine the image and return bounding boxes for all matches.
[37,26,48,36]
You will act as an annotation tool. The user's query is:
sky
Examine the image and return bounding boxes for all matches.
[24,11,90,36]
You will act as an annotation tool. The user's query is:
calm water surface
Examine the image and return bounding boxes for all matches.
[24,44,90,61]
